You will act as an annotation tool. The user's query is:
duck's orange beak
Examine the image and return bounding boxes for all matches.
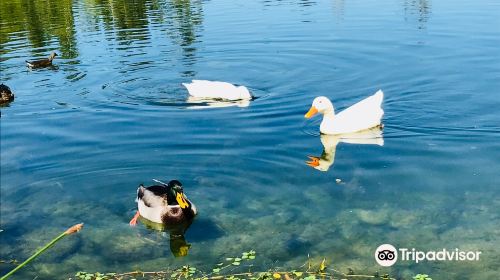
[304,106,318,118]
[306,156,320,167]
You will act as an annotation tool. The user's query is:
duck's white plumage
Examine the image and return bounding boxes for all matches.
[136,187,166,223]
[138,198,197,224]
[135,184,197,224]
[306,90,384,135]
[182,80,252,101]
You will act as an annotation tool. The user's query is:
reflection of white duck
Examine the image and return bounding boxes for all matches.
[183,80,252,101]
[307,127,384,172]
[186,96,250,109]
[305,90,384,134]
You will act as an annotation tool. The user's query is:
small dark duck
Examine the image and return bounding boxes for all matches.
[0,84,14,105]
[130,179,197,226]
[26,52,58,68]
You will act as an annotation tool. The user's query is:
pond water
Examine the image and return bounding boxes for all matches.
[1,0,500,279]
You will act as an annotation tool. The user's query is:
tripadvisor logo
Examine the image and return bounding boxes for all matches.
[375,244,398,267]
[375,244,482,267]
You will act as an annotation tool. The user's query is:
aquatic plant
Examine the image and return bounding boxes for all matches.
[0,223,84,280]
[413,274,432,280]
[72,251,397,280]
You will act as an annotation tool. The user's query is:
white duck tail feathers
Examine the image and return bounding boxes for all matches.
[182,80,252,101]
[371,89,384,107]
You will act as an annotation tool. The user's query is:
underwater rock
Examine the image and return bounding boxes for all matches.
[333,259,373,276]
[285,235,312,254]
[32,263,59,278]
[19,227,82,262]
[349,242,374,258]
[389,210,419,228]
[400,269,418,279]
[354,208,389,226]
[184,218,224,242]
[89,228,164,261]
[63,254,106,272]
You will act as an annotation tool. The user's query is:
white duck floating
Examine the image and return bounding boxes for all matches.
[307,127,384,172]
[305,90,384,135]
[183,80,253,101]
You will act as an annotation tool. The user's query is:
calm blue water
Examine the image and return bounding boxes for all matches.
[1,0,500,279]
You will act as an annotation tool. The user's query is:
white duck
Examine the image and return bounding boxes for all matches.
[182,80,252,101]
[307,127,384,172]
[305,90,384,135]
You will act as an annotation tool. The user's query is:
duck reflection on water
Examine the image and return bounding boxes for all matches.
[186,96,251,109]
[136,215,194,257]
[306,126,384,172]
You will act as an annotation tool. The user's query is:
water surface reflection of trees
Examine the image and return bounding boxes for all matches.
[81,0,204,76]
[1,0,204,67]
[163,0,204,76]
[79,0,204,53]
[404,0,431,29]
[0,0,77,58]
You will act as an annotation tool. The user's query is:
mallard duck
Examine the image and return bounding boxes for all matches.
[129,180,197,226]
[306,127,384,171]
[0,84,14,105]
[26,52,58,68]
[305,90,384,134]
[183,80,252,101]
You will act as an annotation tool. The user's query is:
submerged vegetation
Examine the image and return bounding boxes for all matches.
[412,275,432,280]
[72,250,399,280]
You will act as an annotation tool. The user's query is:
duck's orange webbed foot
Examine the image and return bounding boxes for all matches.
[306,156,320,167]
[129,211,140,226]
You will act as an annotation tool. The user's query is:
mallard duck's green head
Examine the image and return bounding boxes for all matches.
[168,180,191,209]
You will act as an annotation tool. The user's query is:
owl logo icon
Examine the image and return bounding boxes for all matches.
[375,244,398,266]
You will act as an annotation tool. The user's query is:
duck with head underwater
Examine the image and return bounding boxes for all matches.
[129,179,197,227]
